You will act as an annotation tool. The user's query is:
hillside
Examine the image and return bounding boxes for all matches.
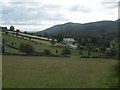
[35,20,118,39]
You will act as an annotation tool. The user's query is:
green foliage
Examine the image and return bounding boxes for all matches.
[50,39,55,46]
[56,33,63,43]
[16,29,20,36]
[24,31,27,34]
[90,37,98,44]
[118,42,120,60]
[100,45,106,52]
[10,26,15,31]
[61,48,71,56]
[56,49,58,54]
[43,49,51,55]
[51,35,56,40]
[19,43,35,55]
[105,48,117,57]
[5,31,8,35]
[81,38,88,46]
[36,21,118,48]
[86,43,93,51]
[2,45,5,53]
[88,51,91,56]
[2,39,5,43]
[44,32,49,40]
[2,33,102,57]
[79,50,82,55]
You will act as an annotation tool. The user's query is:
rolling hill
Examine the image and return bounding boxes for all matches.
[35,20,118,39]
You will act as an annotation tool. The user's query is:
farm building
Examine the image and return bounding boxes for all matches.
[0,26,7,32]
[63,38,75,42]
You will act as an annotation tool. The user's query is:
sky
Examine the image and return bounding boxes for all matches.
[0,0,119,32]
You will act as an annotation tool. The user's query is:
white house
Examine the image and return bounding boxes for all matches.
[63,38,75,42]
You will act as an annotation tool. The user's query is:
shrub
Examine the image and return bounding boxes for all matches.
[2,44,5,54]
[105,48,117,56]
[79,50,83,55]
[19,43,35,55]
[50,39,55,46]
[80,55,89,58]
[100,45,106,52]
[43,49,51,56]
[61,48,71,56]
[56,49,58,54]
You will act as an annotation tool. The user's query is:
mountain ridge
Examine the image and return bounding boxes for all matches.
[35,20,118,39]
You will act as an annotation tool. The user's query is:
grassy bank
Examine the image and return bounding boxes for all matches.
[2,56,118,88]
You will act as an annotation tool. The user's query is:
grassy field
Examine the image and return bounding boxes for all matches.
[2,34,103,56]
[2,56,118,88]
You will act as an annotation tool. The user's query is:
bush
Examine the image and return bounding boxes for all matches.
[61,48,71,56]
[1,44,5,54]
[43,49,51,56]
[105,49,117,56]
[19,43,35,55]
[2,45,5,54]
[80,55,89,58]
[100,45,106,52]
[79,50,83,55]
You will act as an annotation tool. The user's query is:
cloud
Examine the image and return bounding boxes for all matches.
[2,2,67,25]
[69,5,92,13]
[1,0,118,31]
[101,2,118,9]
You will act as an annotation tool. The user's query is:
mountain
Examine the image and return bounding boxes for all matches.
[35,20,118,39]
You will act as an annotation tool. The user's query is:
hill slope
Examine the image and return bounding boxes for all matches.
[35,20,118,39]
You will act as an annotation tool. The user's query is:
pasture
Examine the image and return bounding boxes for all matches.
[2,56,118,88]
[2,34,103,56]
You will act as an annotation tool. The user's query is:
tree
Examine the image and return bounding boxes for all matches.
[51,35,56,40]
[50,39,55,46]
[5,31,8,35]
[86,43,93,51]
[61,48,71,56]
[43,49,51,56]
[88,51,91,56]
[79,50,82,55]
[56,49,58,54]
[56,34,63,43]
[118,42,120,60]
[30,33,33,35]
[2,27,7,32]
[2,45,5,54]
[19,43,35,55]
[90,37,98,45]
[100,45,106,53]
[2,39,5,43]
[80,38,88,46]
[24,31,27,34]
[10,26,15,31]
[29,37,31,41]
[16,29,20,36]
[110,38,120,59]
[44,32,49,40]
[11,42,14,45]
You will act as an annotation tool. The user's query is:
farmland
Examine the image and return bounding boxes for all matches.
[1,31,119,88]
[1,1,119,88]
[2,33,103,57]
[3,56,118,88]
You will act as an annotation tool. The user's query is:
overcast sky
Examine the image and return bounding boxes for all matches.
[0,0,119,32]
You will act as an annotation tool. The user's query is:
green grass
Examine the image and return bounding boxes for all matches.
[2,56,118,88]
[2,34,77,55]
[2,34,103,56]
[2,34,62,54]
[5,46,19,54]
